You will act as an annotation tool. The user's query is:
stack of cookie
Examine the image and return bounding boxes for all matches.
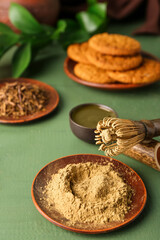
[67,33,160,85]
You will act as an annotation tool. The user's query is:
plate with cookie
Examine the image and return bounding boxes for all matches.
[64,33,160,90]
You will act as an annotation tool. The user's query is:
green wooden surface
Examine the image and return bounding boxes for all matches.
[0,20,160,240]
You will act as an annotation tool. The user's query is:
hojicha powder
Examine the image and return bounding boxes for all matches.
[44,162,133,226]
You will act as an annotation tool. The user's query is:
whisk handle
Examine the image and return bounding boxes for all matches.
[151,119,160,136]
[141,119,160,139]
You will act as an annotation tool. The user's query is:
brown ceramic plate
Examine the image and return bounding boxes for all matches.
[64,51,159,90]
[0,78,59,123]
[31,154,147,234]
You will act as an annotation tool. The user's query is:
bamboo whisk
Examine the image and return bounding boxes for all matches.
[95,117,160,157]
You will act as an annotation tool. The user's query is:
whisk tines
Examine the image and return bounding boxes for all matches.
[95,117,146,157]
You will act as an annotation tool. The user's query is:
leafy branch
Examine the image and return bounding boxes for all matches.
[0,1,107,78]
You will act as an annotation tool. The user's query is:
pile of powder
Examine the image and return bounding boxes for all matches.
[44,162,133,226]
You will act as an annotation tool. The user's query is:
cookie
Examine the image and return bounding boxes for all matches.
[67,43,89,64]
[88,33,141,56]
[79,42,88,57]
[86,44,143,71]
[107,58,160,84]
[74,63,114,84]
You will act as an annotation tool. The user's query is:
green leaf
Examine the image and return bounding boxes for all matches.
[52,20,67,39]
[63,19,78,31]
[0,23,15,34]
[76,11,103,33]
[59,29,90,48]
[0,34,19,58]
[12,43,31,77]
[88,3,107,20]
[31,34,52,48]
[54,19,89,47]
[53,19,79,39]
[42,25,54,36]
[9,3,43,34]
[57,20,67,32]
[19,31,52,48]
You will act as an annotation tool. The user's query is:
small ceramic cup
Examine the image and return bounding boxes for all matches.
[69,103,118,144]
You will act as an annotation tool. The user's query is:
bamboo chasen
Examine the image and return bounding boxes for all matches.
[95,117,160,171]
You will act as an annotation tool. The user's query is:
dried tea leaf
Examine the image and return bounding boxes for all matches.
[0,82,48,118]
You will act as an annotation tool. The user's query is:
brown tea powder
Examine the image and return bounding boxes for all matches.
[44,162,133,225]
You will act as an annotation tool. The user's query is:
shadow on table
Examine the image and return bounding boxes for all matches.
[126,82,160,94]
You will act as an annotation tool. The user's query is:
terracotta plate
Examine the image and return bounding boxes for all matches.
[31,154,147,234]
[0,78,59,123]
[64,51,159,90]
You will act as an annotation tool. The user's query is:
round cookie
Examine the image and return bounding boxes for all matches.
[74,63,114,84]
[86,45,143,71]
[67,43,89,64]
[107,58,160,84]
[88,33,141,56]
[80,42,88,56]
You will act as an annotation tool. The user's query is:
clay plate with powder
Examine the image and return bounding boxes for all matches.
[31,154,147,234]
[64,51,159,90]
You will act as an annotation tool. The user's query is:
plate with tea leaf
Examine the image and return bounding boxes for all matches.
[0,78,59,123]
